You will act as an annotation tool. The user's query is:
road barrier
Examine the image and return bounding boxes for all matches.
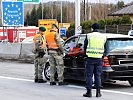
[0,43,21,60]
[0,43,34,62]
[19,43,34,62]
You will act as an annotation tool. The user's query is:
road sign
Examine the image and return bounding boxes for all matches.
[60,27,66,37]
[2,1,24,26]
[77,26,82,34]
[17,0,40,3]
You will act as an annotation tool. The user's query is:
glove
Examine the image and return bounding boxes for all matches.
[38,51,45,58]
[32,49,37,54]
[63,53,65,57]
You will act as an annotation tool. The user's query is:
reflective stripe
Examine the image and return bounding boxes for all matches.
[86,51,104,54]
[41,35,46,48]
[87,47,104,50]
[47,42,58,49]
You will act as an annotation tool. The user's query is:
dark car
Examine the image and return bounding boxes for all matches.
[44,33,133,86]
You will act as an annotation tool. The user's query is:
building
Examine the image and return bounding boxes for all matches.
[0,26,38,43]
[108,2,133,23]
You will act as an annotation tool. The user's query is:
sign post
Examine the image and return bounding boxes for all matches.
[77,26,82,34]
[75,0,81,35]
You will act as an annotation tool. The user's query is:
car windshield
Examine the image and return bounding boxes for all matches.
[105,38,133,53]
[63,37,78,53]
[63,35,86,53]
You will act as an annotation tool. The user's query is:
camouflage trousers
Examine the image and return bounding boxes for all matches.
[48,50,64,82]
[34,53,46,79]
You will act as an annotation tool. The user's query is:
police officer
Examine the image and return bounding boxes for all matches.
[45,24,67,85]
[33,26,47,83]
[83,23,106,97]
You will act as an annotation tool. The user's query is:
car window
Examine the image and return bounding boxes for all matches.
[64,37,78,53]
[77,35,86,50]
[105,38,133,54]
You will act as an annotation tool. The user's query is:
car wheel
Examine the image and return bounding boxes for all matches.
[44,63,50,80]
[128,80,133,87]
[44,62,58,81]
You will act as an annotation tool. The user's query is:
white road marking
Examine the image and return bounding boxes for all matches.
[102,89,133,96]
[66,85,133,96]
[0,76,33,82]
[0,75,133,96]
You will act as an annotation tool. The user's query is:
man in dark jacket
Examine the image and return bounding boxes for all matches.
[83,23,106,98]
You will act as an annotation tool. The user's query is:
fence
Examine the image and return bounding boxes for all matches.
[105,24,133,35]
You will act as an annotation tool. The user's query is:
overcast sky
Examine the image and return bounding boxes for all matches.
[44,0,133,4]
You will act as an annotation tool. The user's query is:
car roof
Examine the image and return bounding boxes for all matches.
[21,36,34,43]
[65,33,133,44]
[74,33,133,39]
[101,33,133,39]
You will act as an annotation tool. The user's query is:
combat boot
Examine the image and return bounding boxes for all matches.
[83,89,92,97]
[96,89,102,97]
[58,82,68,85]
[34,79,38,83]
[38,79,47,83]
[50,82,56,85]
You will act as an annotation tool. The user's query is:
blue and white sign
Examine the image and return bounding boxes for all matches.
[60,27,66,37]
[1,1,24,26]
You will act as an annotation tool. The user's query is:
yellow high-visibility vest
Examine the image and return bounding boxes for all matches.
[86,32,106,58]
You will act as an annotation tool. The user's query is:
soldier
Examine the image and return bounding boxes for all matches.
[45,24,68,85]
[33,26,47,83]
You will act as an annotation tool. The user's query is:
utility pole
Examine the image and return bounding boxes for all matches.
[89,5,92,20]
[41,0,43,19]
[75,0,81,35]
[84,0,86,21]
[51,0,53,19]
[61,1,62,26]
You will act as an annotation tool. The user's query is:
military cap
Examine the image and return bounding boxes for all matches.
[39,26,46,32]
[92,23,99,30]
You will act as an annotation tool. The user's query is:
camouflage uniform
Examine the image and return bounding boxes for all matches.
[48,32,64,83]
[34,34,46,80]
[34,54,46,80]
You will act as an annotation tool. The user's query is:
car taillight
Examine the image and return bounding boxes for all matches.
[103,56,110,67]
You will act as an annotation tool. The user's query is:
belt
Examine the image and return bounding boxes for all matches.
[48,48,59,51]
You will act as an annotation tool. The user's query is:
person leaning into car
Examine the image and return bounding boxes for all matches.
[83,23,106,98]
[33,26,47,83]
[45,24,68,86]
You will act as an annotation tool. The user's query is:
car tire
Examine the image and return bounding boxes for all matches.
[44,62,58,81]
[128,80,133,87]
[44,63,50,80]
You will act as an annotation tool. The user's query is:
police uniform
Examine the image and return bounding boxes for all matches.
[33,26,47,83]
[83,23,106,97]
[45,24,67,85]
